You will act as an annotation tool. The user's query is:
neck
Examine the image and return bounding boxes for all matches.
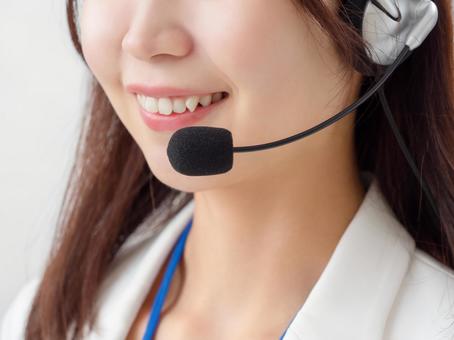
[168,145,367,333]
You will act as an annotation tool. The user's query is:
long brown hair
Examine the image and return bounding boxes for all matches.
[25,0,454,338]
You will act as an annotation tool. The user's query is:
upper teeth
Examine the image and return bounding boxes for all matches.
[137,92,224,115]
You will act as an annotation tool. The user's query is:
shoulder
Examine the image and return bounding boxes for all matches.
[1,277,40,340]
[384,248,454,340]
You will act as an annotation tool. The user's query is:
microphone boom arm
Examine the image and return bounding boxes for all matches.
[232,45,412,153]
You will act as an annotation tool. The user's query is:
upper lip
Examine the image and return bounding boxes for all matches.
[126,83,227,98]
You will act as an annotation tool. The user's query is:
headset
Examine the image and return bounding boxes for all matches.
[166,0,440,222]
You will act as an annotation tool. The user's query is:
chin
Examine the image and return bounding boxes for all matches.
[144,159,216,193]
[153,171,229,193]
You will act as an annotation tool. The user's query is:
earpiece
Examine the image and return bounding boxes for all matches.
[341,0,438,66]
[339,0,440,223]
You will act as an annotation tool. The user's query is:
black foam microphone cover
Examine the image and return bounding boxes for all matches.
[167,126,233,176]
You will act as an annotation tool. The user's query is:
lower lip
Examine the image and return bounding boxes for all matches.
[138,94,228,132]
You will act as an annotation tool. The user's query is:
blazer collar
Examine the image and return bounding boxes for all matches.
[88,171,416,340]
[282,172,416,340]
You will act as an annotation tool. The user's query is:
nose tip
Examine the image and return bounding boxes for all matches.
[122,27,193,61]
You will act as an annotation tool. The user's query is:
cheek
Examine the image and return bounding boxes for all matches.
[206,10,278,85]
[79,1,125,82]
[205,2,321,98]
[78,1,137,133]
[204,3,326,120]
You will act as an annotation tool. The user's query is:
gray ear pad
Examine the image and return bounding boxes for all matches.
[340,0,409,67]
[340,0,438,70]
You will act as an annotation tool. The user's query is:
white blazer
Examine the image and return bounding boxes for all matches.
[3,172,454,340]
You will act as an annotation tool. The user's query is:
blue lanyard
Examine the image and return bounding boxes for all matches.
[142,216,292,340]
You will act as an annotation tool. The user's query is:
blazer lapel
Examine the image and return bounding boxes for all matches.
[282,174,416,340]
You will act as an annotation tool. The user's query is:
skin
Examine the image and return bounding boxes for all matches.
[79,0,366,338]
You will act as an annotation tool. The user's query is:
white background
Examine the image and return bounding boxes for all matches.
[0,0,89,319]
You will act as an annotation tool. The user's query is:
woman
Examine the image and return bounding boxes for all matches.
[2,0,454,339]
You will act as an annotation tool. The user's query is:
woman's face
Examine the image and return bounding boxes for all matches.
[79,0,361,192]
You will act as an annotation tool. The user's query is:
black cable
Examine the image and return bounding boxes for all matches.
[233,45,412,153]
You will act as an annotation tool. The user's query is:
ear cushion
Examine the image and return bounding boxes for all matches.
[339,0,369,33]
[340,0,437,70]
